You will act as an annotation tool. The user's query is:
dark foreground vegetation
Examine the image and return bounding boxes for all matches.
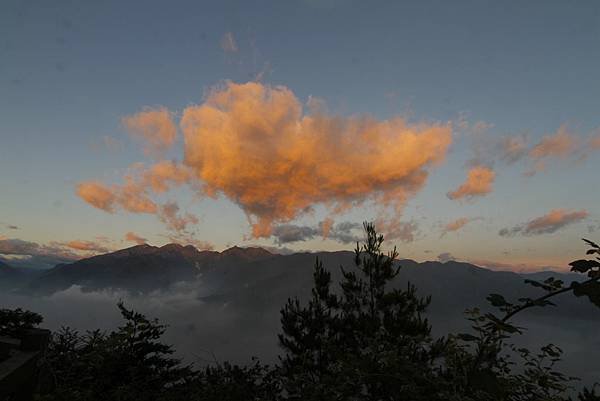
[1,224,600,400]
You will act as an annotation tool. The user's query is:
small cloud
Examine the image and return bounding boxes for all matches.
[158,202,199,233]
[122,107,177,157]
[220,32,238,53]
[441,217,480,236]
[125,232,147,245]
[437,252,456,263]
[499,209,588,237]
[589,129,600,150]
[499,134,528,164]
[529,125,577,160]
[270,220,363,245]
[447,166,495,201]
[376,218,419,243]
[526,125,578,175]
[271,224,319,245]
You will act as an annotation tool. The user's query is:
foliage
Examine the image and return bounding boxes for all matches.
[40,302,194,401]
[0,307,43,337]
[442,237,600,400]
[184,359,281,401]
[278,222,446,400]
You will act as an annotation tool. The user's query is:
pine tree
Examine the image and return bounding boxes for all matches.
[278,222,444,400]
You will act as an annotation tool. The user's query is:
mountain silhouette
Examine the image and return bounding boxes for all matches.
[27,244,274,294]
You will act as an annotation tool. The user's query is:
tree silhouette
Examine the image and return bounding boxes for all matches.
[278,222,445,400]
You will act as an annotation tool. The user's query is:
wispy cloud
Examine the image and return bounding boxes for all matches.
[441,217,480,236]
[499,209,588,237]
[526,125,578,175]
[220,32,238,53]
[499,134,528,164]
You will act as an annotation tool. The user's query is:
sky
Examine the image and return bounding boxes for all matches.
[1,0,600,271]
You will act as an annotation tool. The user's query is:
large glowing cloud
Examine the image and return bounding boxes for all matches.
[180,81,452,237]
[77,81,452,239]
[447,166,495,201]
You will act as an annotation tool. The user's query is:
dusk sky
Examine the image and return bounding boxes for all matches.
[2,0,600,271]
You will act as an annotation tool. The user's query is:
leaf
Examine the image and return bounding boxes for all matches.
[457,333,479,342]
[487,293,511,307]
[569,259,600,273]
[572,281,600,308]
[524,279,552,291]
[583,238,600,249]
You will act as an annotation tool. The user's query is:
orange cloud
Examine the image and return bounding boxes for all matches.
[320,217,334,238]
[447,166,495,201]
[77,162,196,232]
[529,125,576,160]
[499,209,588,237]
[76,181,119,212]
[78,81,452,238]
[76,180,157,214]
[524,209,588,235]
[590,130,600,149]
[181,81,452,237]
[122,107,177,156]
[526,125,578,175]
[441,217,480,235]
[125,232,147,245]
[65,240,109,253]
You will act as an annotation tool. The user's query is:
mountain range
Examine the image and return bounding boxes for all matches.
[2,243,599,386]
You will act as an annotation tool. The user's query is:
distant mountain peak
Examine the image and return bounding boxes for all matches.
[111,244,158,257]
[221,246,273,261]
